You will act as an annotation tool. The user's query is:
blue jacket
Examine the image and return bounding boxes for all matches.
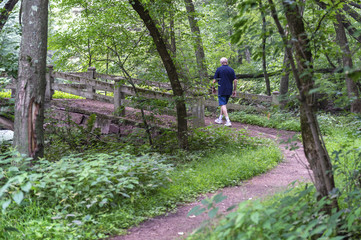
[214,65,236,95]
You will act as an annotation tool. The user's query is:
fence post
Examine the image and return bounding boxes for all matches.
[272,91,280,105]
[114,77,125,116]
[87,67,96,99]
[45,65,54,102]
[192,96,205,128]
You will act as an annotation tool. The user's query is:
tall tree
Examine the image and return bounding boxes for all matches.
[258,0,271,96]
[333,13,361,113]
[279,51,290,100]
[129,0,188,149]
[14,0,48,158]
[0,0,18,32]
[314,0,361,113]
[269,0,337,208]
[184,0,208,83]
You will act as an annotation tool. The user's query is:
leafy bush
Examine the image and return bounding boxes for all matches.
[0,90,11,98]
[44,113,105,160]
[188,185,361,240]
[0,150,174,214]
[0,123,283,239]
[52,90,85,99]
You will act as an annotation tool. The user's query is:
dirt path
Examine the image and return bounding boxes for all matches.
[111,119,312,240]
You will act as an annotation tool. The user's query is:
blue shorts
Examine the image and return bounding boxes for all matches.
[218,95,230,106]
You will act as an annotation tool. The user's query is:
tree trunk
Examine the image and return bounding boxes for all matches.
[14,0,48,159]
[169,10,176,57]
[0,0,19,32]
[259,0,271,96]
[184,0,208,83]
[269,0,338,209]
[245,46,251,63]
[279,51,290,99]
[129,0,188,149]
[333,13,361,113]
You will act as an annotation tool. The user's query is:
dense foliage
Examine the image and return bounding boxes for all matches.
[0,126,281,239]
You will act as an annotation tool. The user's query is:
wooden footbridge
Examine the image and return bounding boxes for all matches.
[2,66,280,133]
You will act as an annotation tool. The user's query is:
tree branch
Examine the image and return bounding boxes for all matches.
[0,0,19,32]
[349,2,361,9]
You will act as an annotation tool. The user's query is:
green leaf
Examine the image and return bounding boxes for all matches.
[21,182,32,193]
[8,166,19,172]
[2,199,11,210]
[213,193,227,204]
[250,212,259,224]
[208,207,219,219]
[4,226,20,232]
[187,205,206,217]
[12,190,24,205]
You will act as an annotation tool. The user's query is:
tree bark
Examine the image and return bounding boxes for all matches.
[14,0,48,159]
[184,0,208,84]
[129,0,188,149]
[245,46,251,63]
[269,0,337,209]
[169,10,176,57]
[259,0,271,96]
[279,51,290,98]
[0,0,19,32]
[334,13,361,113]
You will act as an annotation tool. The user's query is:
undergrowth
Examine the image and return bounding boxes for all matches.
[0,125,282,239]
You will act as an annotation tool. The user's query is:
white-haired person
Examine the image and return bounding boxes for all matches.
[213,57,237,127]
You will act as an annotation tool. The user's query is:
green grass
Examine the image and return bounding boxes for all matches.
[229,111,301,132]
[0,126,282,239]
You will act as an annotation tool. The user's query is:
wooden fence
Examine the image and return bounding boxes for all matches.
[4,66,280,128]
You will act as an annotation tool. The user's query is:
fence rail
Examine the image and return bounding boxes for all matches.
[3,66,280,128]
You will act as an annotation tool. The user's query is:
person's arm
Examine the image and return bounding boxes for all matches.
[213,69,219,84]
[232,79,237,97]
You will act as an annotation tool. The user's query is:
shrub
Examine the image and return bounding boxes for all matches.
[52,91,85,99]
[189,185,361,240]
[0,150,174,214]
[0,90,11,98]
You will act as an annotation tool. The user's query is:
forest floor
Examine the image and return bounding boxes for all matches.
[51,99,312,240]
[110,119,312,240]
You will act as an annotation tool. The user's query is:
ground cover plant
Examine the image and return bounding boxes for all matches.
[0,125,282,239]
[229,110,301,132]
[0,90,84,100]
[0,90,11,98]
[187,114,361,240]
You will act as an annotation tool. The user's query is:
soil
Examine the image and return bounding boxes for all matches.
[50,99,312,240]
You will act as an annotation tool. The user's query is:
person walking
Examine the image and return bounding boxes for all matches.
[213,57,237,127]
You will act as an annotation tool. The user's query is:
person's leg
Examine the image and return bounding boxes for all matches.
[216,96,226,123]
[221,105,228,118]
[222,96,231,126]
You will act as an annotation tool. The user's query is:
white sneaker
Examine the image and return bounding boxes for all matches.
[225,121,232,127]
[215,118,223,124]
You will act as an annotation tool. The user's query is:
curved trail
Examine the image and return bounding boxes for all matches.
[111,119,312,240]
